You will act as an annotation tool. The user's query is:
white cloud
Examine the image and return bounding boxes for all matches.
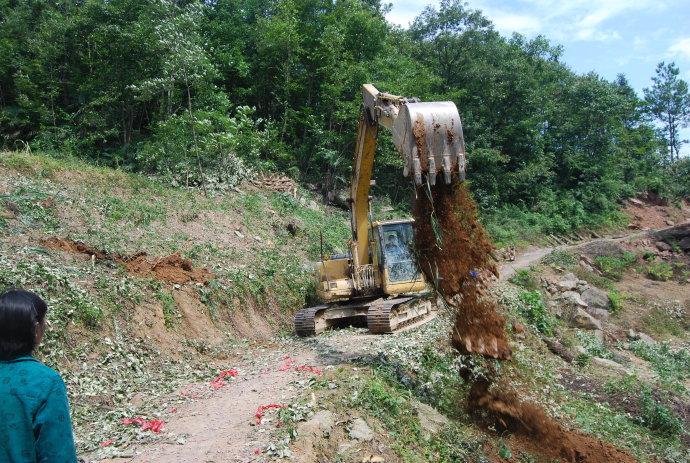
[668,38,690,59]
[491,13,541,35]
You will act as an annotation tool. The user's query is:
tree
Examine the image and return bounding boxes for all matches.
[643,62,690,163]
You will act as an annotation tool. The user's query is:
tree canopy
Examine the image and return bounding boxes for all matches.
[0,0,686,239]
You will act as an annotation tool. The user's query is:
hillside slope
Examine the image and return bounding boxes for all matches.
[1,152,688,462]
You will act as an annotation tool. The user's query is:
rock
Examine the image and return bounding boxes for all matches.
[628,198,644,206]
[301,410,335,437]
[543,338,574,363]
[680,237,690,252]
[234,230,244,239]
[576,280,590,293]
[570,308,602,330]
[586,308,609,322]
[307,200,320,211]
[655,241,672,252]
[581,287,610,311]
[286,221,300,236]
[557,273,579,291]
[349,418,374,442]
[558,291,588,308]
[591,357,630,374]
[627,329,656,345]
[413,401,449,438]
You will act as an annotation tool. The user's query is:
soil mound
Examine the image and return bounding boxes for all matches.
[412,181,511,360]
[469,379,637,463]
[41,237,213,284]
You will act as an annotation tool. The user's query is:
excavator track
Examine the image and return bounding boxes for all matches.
[367,296,435,334]
[294,305,329,337]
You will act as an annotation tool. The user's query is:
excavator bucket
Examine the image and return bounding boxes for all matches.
[392,101,466,185]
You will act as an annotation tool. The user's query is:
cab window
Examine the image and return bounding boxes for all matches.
[380,223,420,283]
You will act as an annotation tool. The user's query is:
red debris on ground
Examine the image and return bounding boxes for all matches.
[121,417,165,433]
[294,365,322,375]
[253,448,262,456]
[255,404,286,424]
[210,368,239,389]
[99,439,114,447]
[278,355,297,371]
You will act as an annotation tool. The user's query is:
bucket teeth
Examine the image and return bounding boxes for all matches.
[428,157,437,186]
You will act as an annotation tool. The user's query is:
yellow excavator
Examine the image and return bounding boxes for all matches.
[294,84,466,336]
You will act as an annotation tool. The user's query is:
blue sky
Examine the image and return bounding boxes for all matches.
[386,0,690,156]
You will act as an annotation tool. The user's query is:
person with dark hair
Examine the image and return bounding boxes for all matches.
[0,289,78,463]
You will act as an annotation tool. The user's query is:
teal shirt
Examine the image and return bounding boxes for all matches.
[0,356,77,463]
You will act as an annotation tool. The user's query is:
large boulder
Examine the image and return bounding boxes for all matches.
[413,401,450,438]
[581,287,611,311]
[570,308,602,330]
[557,272,579,291]
[348,418,374,441]
[680,237,690,252]
[558,291,588,308]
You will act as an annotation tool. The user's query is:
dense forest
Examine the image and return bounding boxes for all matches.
[1,0,689,241]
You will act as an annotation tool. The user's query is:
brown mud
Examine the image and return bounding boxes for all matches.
[412,180,511,360]
[469,378,637,463]
[41,237,213,284]
[413,180,637,462]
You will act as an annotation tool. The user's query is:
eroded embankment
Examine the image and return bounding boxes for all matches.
[412,180,637,462]
[41,237,213,284]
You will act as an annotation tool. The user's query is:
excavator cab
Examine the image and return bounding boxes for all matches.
[374,220,425,295]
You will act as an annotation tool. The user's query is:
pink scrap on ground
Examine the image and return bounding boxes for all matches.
[210,368,239,389]
[121,417,165,433]
[99,439,115,447]
[255,404,286,424]
[278,355,297,371]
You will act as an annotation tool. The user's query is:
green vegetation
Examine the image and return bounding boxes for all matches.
[517,290,556,336]
[608,289,624,314]
[628,341,690,387]
[646,261,674,281]
[542,250,577,268]
[1,0,687,246]
[509,268,539,290]
[641,307,685,338]
[594,252,637,281]
[158,290,178,328]
[638,389,684,437]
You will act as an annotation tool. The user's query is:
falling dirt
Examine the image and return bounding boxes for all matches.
[412,180,511,360]
[413,114,428,171]
[469,378,637,463]
[412,180,637,462]
[41,237,213,284]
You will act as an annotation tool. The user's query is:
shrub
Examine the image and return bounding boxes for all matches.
[638,390,683,436]
[509,268,539,290]
[608,289,623,314]
[594,251,636,280]
[646,262,673,281]
[542,250,577,268]
[517,290,556,336]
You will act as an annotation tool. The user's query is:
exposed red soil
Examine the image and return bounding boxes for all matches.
[412,180,511,360]
[623,195,690,230]
[469,379,637,463]
[41,237,213,284]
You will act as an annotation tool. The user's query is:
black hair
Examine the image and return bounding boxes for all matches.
[0,289,48,361]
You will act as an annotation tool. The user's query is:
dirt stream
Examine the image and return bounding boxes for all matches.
[412,180,636,463]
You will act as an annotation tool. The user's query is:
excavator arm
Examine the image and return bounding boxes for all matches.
[349,84,467,288]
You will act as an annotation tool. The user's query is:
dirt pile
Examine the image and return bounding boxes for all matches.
[41,237,213,284]
[412,181,511,360]
[469,379,637,463]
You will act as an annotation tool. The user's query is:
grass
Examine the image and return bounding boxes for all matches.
[158,290,178,328]
[594,251,637,281]
[517,290,556,336]
[542,250,577,268]
[641,307,685,338]
[509,268,539,290]
[628,341,690,388]
[646,262,674,281]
